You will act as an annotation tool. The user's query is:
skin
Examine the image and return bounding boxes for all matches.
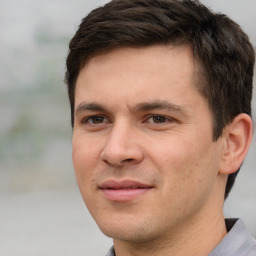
[72,45,252,256]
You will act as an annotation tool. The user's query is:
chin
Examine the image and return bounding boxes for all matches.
[95,216,161,243]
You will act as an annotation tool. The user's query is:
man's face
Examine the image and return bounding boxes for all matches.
[72,45,224,243]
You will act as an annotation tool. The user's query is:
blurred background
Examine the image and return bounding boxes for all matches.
[0,0,255,255]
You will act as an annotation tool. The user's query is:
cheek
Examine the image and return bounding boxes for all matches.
[150,135,218,192]
[72,136,101,188]
[150,136,198,171]
[150,141,219,221]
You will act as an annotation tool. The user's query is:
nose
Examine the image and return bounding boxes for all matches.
[100,123,144,167]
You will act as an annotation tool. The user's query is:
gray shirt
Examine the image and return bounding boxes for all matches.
[105,219,256,256]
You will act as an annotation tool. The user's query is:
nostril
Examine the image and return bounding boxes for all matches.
[123,158,133,163]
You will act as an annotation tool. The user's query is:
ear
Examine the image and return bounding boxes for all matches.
[219,113,253,175]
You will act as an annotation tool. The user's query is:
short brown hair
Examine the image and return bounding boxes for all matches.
[65,0,255,198]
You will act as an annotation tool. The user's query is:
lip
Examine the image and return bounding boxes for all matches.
[99,180,154,202]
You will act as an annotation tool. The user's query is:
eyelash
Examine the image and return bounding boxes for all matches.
[82,114,173,125]
[82,115,109,125]
[145,115,173,124]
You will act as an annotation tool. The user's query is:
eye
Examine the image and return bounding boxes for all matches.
[147,115,170,124]
[83,115,109,124]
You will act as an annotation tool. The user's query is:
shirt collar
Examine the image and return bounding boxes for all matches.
[209,218,256,256]
[105,246,115,256]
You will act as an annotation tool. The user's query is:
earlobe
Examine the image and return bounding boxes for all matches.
[219,113,253,175]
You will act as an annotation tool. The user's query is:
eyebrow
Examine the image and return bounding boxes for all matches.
[75,100,187,117]
[133,100,185,113]
[75,102,107,117]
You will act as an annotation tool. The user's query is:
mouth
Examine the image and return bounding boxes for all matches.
[99,180,154,202]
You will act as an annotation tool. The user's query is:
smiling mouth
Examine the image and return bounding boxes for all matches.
[99,180,154,201]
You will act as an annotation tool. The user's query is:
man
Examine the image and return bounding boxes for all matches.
[65,0,256,255]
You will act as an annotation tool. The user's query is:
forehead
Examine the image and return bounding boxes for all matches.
[75,45,205,111]
[84,44,197,76]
